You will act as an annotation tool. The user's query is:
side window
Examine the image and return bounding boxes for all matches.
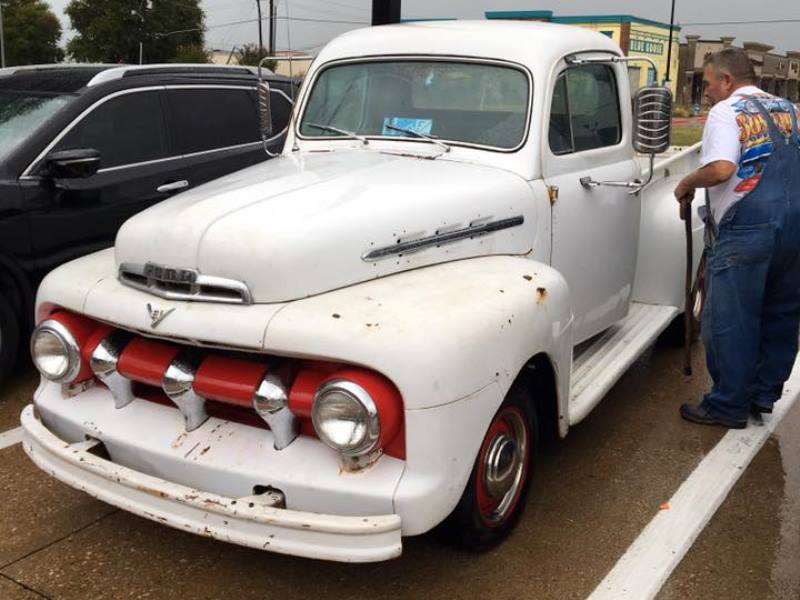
[166,87,259,154]
[549,73,572,155]
[54,91,166,169]
[548,64,622,155]
[269,87,292,134]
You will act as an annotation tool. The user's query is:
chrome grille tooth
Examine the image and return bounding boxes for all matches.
[90,331,135,409]
[162,351,208,432]
[253,374,299,450]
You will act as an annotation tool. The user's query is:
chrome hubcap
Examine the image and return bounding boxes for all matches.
[484,434,519,498]
[481,409,528,524]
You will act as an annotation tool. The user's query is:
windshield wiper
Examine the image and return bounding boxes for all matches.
[306,122,369,145]
[384,124,451,153]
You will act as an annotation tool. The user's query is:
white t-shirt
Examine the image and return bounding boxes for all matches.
[700,85,800,223]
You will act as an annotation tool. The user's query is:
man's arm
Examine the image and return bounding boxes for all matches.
[674,160,737,202]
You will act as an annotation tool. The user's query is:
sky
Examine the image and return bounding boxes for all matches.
[45,0,800,55]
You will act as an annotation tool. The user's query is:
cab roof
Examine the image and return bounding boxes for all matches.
[315,20,622,69]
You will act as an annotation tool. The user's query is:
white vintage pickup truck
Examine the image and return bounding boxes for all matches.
[21,21,703,562]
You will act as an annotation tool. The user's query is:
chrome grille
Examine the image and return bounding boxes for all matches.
[118,262,252,305]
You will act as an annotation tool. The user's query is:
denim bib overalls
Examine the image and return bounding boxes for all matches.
[701,95,800,423]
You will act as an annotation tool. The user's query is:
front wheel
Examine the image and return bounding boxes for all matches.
[440,385,537,551]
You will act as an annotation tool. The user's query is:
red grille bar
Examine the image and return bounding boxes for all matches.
[118,338,180,386]
[194,356,267,407]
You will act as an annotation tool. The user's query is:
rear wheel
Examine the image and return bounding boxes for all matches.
[0,293,20,385]
[440,385,537,551]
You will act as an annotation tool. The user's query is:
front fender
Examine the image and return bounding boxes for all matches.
[264,255,573,411]
[263,256,573,534]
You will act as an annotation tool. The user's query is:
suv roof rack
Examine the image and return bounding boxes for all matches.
[86,64,272,87]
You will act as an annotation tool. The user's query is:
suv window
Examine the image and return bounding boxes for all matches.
[167,87,260,154]
[548,65,621,155]
[54,90,166,169]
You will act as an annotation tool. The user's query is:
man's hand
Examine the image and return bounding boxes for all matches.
[674,178,695,203]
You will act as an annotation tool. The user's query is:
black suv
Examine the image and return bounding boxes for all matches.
[0,64,295,382]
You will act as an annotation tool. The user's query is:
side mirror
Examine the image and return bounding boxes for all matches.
[43,148,101,179]
[258,81,273,140]
[633,86,672,155]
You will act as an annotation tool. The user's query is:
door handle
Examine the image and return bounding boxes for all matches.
[157,180,189,193]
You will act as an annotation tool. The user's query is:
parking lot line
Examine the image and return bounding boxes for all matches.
[0,426,23,450]
[587,360,800,600]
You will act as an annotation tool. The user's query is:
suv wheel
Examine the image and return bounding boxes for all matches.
[0,293,20,385]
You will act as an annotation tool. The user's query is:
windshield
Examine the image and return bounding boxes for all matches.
[0,91,74,161]
[299,60,530,150]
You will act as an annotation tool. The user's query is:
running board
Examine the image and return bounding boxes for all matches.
[569,303,679,425]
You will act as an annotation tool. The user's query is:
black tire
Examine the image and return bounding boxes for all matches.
[439,384,537,551]
[0,292,20,385]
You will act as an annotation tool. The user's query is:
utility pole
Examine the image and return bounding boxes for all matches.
[256,0,264,52]
[268,0,275,55]
[1,0,7,68]
[372,0,401,26]
[664,0,677,88]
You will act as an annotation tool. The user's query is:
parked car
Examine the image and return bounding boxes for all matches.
[0,63,295,382]
[21,22,703,562]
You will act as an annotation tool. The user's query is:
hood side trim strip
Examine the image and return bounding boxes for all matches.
[362,215,525,261]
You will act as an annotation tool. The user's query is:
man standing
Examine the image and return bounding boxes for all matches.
[674,47,800,428]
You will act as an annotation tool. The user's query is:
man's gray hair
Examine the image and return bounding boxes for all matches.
[704,47,757,84]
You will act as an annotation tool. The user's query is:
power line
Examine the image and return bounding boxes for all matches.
[682,18,800,26]
[153,14,368,38]
[205,15,369,31]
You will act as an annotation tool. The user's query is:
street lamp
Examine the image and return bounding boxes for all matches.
[137,0,152,64]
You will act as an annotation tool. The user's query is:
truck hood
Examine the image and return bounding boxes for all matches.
[114,150,538,303]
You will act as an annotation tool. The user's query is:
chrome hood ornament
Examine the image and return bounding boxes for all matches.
[147,303,175,329]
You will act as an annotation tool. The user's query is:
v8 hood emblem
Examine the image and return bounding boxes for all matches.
[147,303,175,329]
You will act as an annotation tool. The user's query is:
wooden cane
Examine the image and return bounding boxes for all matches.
[679,196,693,376]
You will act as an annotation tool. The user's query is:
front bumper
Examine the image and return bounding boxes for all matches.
[21,404,402,562]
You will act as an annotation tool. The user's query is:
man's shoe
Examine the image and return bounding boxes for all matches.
[750,403,773,416]
[680,401,747,429]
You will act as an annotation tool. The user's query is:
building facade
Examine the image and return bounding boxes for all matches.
[485,10,680,93]
[678,37,800,107]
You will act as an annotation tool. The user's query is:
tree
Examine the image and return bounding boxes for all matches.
[235,43,276,71]
[0,0,63,66]
[65,0,204,64]
[170,44,210,64]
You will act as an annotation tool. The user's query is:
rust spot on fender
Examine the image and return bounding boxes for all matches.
[523,275,533,281]
[200,446,211,456]
[536,287,548,302]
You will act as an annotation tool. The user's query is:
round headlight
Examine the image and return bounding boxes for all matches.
[311,380,380,456]
[30,320,81,383]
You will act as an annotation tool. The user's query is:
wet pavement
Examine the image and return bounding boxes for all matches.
[0,341,798,599]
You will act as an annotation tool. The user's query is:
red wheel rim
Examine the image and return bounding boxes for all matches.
[475,405,530,528]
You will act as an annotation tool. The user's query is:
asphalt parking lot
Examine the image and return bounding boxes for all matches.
[1,341,798,600]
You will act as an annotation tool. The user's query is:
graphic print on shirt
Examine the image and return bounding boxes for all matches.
[733,95,800,193]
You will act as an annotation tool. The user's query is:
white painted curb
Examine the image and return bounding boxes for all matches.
[0,426,23,450]
[588,358,800,600]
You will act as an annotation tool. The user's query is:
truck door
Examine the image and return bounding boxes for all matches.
[543,61,641,344]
